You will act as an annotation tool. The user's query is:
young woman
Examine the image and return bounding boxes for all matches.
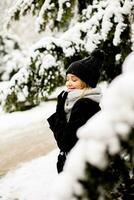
[47,49,104,173]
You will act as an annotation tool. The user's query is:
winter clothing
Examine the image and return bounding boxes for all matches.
[56,91,68,118]
[64,87,101,121]
[47,49,104,173]
[47,88,101,173]
[66,49,104,88]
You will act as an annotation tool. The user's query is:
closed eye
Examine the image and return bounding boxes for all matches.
[72,79,77,82]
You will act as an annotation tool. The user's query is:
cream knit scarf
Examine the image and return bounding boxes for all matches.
[64,87,102,121]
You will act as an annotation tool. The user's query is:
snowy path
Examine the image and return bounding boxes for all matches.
[0,149,59,200]
[0,101,57,176]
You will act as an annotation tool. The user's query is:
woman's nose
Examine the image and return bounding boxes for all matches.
[66,80,72,87]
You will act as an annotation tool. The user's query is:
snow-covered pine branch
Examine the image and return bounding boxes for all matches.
[0,32,25,81]
[6,0,77,32]
[6,0,41,21]
[1,0,134,112]
[49,51,134,200]
[0,48,64,112]
[36,0,77,32]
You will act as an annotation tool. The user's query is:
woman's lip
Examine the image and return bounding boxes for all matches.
[67,87,75,89]
[67,88,75,90]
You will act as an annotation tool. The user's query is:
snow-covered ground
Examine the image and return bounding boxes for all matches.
[0,100,57,176]
[0,149,59,200]
[0,100,60,199]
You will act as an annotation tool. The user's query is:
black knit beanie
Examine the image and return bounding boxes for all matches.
[66,49,105,88]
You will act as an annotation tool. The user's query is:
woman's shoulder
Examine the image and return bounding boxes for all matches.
[70,98,100,120]
[75,97,99,106]
[72,97,100,112]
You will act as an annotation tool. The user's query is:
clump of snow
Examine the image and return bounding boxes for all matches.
[122,51,134,73]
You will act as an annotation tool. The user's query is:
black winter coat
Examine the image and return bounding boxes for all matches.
[47,98,100,172]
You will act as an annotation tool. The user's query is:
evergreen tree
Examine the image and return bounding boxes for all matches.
[0,0,133,112]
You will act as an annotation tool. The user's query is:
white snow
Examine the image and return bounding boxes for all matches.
[0,101,55,137]
[0,100,59,200]
[1,0,134,109]
[0,149,59,200]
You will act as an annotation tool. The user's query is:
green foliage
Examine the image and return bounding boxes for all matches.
[10,0,44,20]
[38,0,77,32]
[37,0,59,32]
[2,52,64,112]
[3,90,30,112]
[1,0,134,112]
[58,0,76,30]
[99,11,132,82]
[8,0,77,32]
[75,129,134,200]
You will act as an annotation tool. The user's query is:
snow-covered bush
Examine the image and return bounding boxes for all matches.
[0,33,25,81]
[0,46,64,112]
[49,52,134,200]
[0,34,87,112]
[1,0,134,112]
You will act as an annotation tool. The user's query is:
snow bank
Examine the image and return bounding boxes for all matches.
[0,149,59,200]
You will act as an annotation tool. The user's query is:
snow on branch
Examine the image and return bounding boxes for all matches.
[6,0,77,32]
[0,32,26,81]
[6,0,44,29]
[1,0,134,112]
[101,0,134,45]
[36,0,76,32]
[0,46,64,112]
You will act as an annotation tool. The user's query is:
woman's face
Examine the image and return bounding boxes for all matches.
[65,74,87,91]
